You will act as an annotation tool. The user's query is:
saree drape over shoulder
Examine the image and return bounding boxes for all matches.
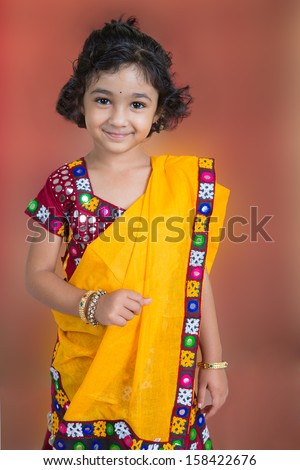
[27,155,230,450]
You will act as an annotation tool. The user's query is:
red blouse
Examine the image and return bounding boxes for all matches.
[25,158,126,280]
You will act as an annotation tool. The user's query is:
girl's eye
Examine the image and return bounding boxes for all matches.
[131,102,146,109]
[96,98,110,105]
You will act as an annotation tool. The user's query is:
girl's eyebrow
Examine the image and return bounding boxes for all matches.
[90,88,113,95]
[132,93,152,102]
[90,88,152,102]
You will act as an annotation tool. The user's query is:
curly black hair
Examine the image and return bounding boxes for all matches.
[56,17,192,135]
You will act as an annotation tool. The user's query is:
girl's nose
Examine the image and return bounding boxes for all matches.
[108,106,129,127]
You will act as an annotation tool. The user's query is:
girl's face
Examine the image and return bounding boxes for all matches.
[81,65,159,157]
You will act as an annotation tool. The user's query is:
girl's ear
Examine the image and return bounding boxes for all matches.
[151,115,165,134]
[153,110,161,124]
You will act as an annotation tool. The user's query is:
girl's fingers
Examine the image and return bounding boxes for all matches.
[197,373,208,409]
[119,308,135,321]
[112,315,127,327]
[204,391,227,419]
[123,299,143,315]
[204,400,221,419]
[124,290,144,303]
[197,384,207,410]
[124,290,152,306]
[197,368,228,419]
[123,298,152,315]
[116,301,150,325]
[101,290,152,326]
[201,404,214,419]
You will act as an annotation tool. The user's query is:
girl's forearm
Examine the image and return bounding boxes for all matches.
[199,269,223,362]
[26,270,86,316]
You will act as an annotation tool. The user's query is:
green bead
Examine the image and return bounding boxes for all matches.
[190,428,197,440]
[27,200,38,213]
[54,380,60,391]
[110,444,120,450]
[80,193,91,204]
[184,336,196,348]
[204,439,212,450]
[194,234,205,247]
[106,423,114,436]
[74,441,85,450]
[172,439,183,447]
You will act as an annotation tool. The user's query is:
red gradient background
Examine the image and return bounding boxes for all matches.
[1,0,300,449]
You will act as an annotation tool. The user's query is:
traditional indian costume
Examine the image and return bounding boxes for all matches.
[25,155,230,450]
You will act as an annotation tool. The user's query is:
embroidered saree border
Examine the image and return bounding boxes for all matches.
[50,157,216,450]
[49,362,209,450]
[168,157,215,449]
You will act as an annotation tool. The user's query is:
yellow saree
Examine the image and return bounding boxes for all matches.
[49,155,230,450]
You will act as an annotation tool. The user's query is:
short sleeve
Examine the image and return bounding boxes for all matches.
[25,176,68,238]
[205,182,230,274]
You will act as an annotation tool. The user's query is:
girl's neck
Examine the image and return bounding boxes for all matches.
[85,147,150,171]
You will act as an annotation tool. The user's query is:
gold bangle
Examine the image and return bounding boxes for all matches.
[197,361,228,369]
[86,289,106,327]
[78,291,95,323]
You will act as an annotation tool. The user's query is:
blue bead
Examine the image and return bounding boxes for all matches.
[83,425,93,435]
[197,414,205,427]
[92,441,103,450]
[199,203,211,215]
[56,440,66,450]
[188,300,198,312]
[177,407,188,418]
[73,166,86,177]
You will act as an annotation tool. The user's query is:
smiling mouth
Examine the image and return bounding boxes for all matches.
[103,130,132,140]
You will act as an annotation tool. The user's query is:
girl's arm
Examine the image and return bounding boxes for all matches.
[25,235,86,315]
[197,268,228,418]
[25,233,150,323]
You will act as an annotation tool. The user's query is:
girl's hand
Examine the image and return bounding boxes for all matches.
[197,368,228,419]
[95,289,152,327]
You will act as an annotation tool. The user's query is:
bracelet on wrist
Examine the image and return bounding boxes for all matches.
[78,290,95,324]
[85,289,107,327]
[78,289,106,326]
[197,361,228,369]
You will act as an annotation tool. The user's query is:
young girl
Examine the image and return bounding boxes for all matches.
[25,17,230,451]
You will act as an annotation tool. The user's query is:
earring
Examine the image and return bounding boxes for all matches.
[151,120,164,133]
